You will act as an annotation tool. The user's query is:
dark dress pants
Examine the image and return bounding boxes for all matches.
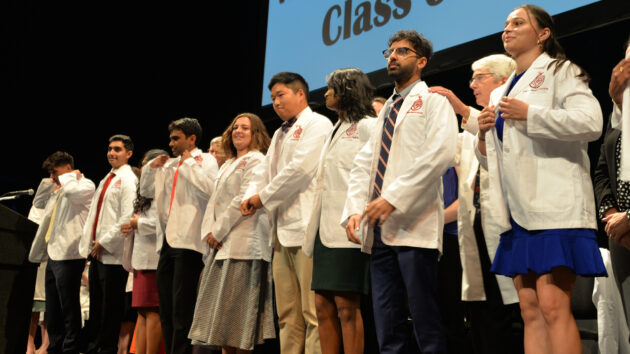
[45,258,85,354]
[438,232,473,354]
[157,239,203,354]
[370,226,446,354]
[466,212,523,354]
[84,259,129,354]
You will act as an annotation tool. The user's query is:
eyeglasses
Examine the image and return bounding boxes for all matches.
[469,73,495,84]
[382,47,421,59]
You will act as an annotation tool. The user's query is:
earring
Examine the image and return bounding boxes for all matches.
[537,39,542,48]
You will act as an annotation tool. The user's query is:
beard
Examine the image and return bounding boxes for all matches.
[387,62,415,82]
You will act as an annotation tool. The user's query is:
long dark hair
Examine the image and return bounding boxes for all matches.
[519,4,589,81]
[326,68,377,122]
[133,149,168,214]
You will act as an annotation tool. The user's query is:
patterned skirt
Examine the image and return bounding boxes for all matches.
[188,255,276,350]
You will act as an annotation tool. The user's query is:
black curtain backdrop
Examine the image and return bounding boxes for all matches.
[5,0,630,219]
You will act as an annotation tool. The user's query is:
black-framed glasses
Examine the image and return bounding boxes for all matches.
[382,47,421,59]
[469,73,495,84]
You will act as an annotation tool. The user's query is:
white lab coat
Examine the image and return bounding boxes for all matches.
[29,172,95,262]
[341,81,458,253]
[139,147,218,254]
[476,53,602,234]
[593,248,630,354]
[244,107,333,248]
[80,164,138,264]
[121,202,160,271]
[303,117,376,257]
[457,128,518,304]
[201,151,271,261]
[28,178,56,302]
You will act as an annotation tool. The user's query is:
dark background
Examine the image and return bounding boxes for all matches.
[4,0,630,218]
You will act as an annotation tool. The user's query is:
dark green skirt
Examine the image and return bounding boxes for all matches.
[311,232,370,295]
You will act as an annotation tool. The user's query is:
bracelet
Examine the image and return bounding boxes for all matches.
[478,135,485,142]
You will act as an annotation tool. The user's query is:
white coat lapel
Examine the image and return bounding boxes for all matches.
[394,82,426,128]
[506,53,551,98]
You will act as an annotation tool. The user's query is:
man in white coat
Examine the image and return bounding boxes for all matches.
[241,72,332,354]
[430,54,523,354]
[28,151,95,354]
[343,30,458,354]
[79,134,137,354]
[139,117,218,354]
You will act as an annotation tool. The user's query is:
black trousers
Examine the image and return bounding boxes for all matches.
[437,232,473,354]
[45,258,85,354]
[84,259,129,354]
[467,212,524,354]
[157,239,203,354]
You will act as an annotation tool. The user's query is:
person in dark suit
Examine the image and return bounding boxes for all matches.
[594,36,630,329]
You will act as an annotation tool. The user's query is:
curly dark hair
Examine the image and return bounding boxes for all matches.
[325,68,377,122]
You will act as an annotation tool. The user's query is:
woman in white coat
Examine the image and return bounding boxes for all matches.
[476,5,606,353]
[304,68,376,354]
[188,113,274,354]
[121,149,167,354]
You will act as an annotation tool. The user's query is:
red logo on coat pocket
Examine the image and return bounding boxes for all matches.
[410,97,423,112]
[529,72,545,89]
[292,125,303,140]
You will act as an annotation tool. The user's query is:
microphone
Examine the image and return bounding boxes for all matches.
[5,189,35,196]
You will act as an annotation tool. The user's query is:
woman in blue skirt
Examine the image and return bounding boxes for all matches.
[476,4,606,353]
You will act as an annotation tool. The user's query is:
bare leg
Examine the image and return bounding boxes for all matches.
[37,321,49,354]
[27,312,38,354]
[118,321,136,354]
[136,311,147,354]
[333,293,363,354]
[536,266,580,354]
[145,309,162,354]
[514,272,551,354]
[315,291,341,354]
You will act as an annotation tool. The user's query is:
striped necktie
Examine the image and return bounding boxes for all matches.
[373,94,403,198]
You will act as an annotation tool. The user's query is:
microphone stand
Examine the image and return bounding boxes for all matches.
[0,195,21,202]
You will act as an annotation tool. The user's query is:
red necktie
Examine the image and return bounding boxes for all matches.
[92,172,115,240]
[169,160,183,216]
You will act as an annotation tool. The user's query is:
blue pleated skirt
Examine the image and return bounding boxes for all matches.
[491,219,607,277]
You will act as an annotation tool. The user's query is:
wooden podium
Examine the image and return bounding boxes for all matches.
[0,204,39,354]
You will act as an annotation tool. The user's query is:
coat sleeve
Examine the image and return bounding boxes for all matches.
[178,154,218,198]
[139,162,157,198]
[381,95,458,215]
[32,178,55,209]
[259,117,332,212]
[526,62,603,142]
[593,120,617,216]
[58,172,95,206]
[340,129,376,226]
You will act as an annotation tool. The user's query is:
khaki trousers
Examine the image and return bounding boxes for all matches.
[272,245,321,354]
